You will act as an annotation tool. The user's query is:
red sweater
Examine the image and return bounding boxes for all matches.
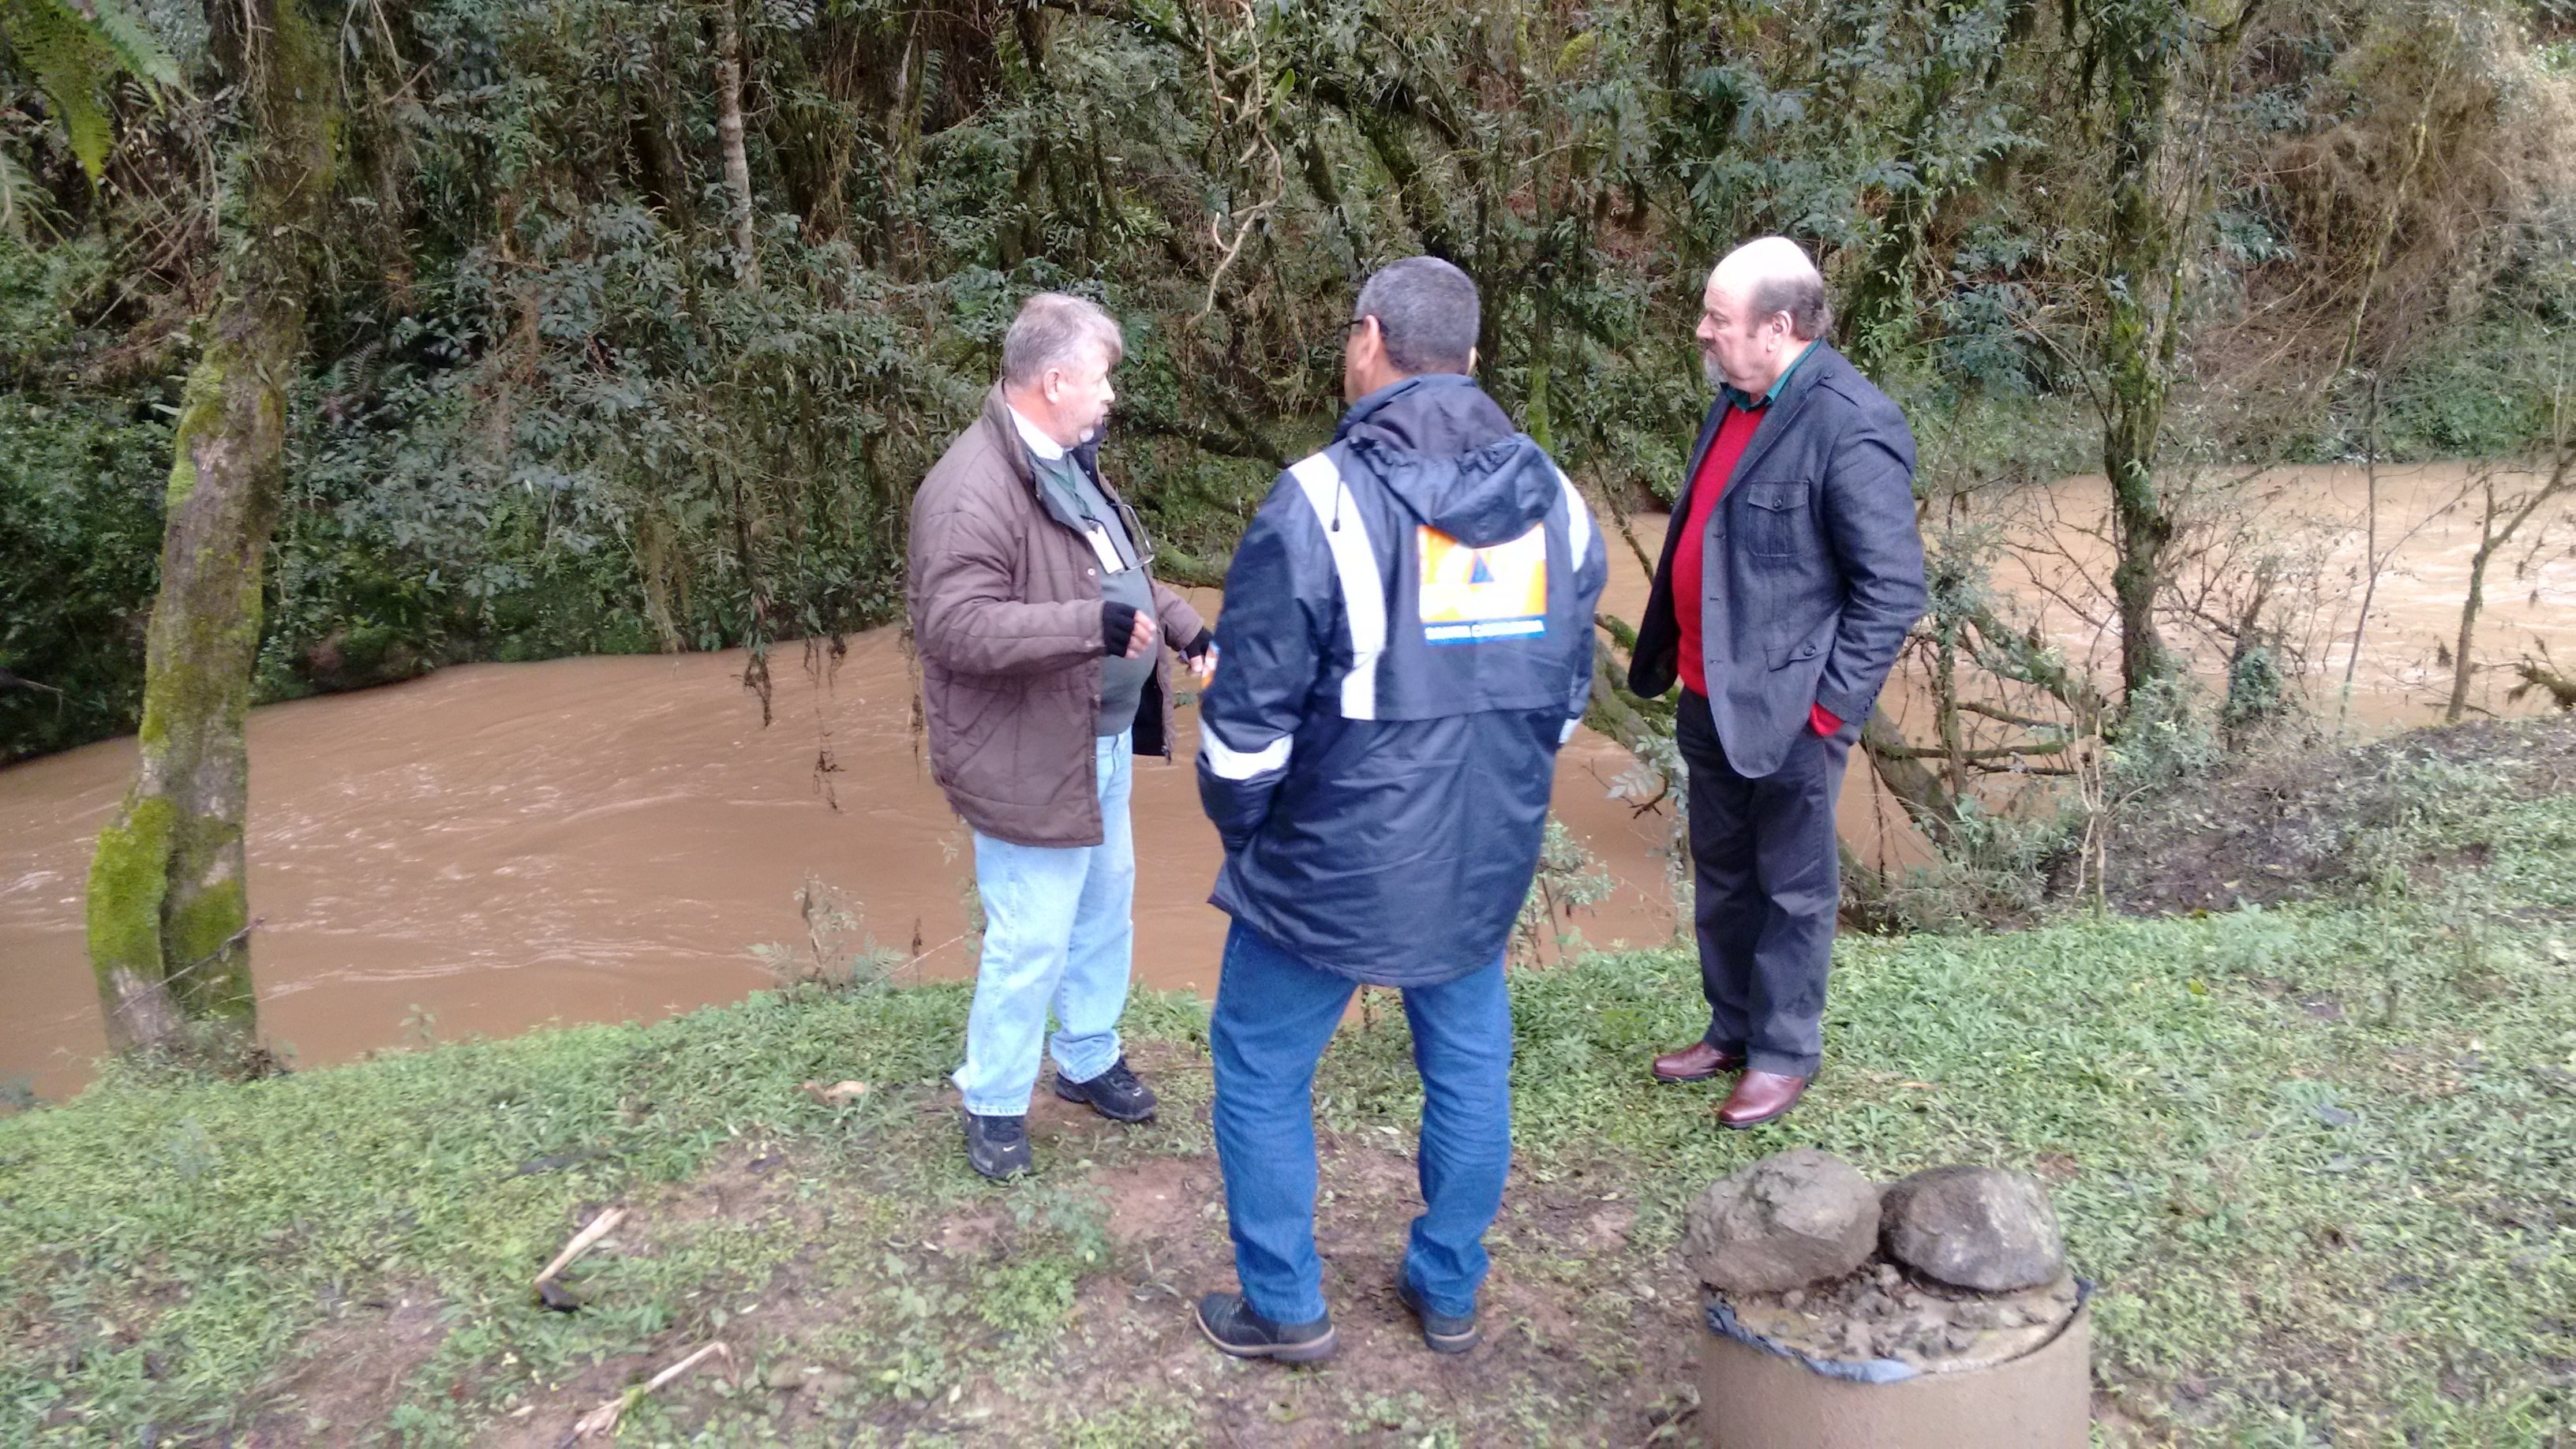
[1671,403,1841,736]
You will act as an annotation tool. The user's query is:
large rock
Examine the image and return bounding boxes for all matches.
[1683,1148,1881,1294]
[1879,1166,2065,1293]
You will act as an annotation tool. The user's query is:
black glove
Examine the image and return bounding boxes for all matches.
[1181,626,1215,661]
[1102,601,1142,657]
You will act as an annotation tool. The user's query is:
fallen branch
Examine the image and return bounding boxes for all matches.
[567,1341,732,1443]
[535,1206,627,1290]
[799,1079,870,1107]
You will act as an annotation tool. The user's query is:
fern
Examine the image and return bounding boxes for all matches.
[0,0,179,181]
[83,0,177,91]
[0,145,29,234]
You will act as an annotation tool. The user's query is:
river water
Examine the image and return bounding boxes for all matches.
[4,461,2570,1100]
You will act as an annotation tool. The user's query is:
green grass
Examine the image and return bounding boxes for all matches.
[4,756,2574,1443]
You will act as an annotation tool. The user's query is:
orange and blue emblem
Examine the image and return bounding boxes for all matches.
[1417,523,1548,644]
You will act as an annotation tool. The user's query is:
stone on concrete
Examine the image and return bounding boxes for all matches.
[1683,1148,1881,1294]
[1879,1165,2066,1293]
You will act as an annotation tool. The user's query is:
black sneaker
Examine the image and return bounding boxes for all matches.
[1194,1292,1337,1363]
[1052,1055,1158,1123]
[1395,1276,1481,1354]
[963,1111,1032,1180]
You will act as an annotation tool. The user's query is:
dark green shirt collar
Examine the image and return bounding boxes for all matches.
[1720,340,1816,413]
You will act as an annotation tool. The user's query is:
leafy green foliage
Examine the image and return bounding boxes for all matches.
[0,0,174,179]
[1,0,2571,762]
[0,235,172,758]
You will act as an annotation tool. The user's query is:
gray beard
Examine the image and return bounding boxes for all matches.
[1702,355,1726,389]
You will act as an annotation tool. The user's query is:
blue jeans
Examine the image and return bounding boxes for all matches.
[1209,922,1514,1325]
[953,732,1135,1116]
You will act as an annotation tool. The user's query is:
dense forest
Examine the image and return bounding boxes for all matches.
[4,0,2572,768]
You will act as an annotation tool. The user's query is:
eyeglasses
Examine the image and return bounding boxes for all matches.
[1109,496,1157,573]
[1345,316,1376,335]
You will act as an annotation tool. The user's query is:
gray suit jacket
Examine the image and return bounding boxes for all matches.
[1628,343,1927,777]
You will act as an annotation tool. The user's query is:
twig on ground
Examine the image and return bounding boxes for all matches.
[799,1079,870,1106]
[535,1206,626,1290]
[566,1341,731,1443]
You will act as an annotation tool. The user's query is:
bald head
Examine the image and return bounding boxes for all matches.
[1696,236,1829,395]
[1710,238,1831,340]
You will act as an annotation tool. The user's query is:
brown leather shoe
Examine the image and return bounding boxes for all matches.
[1652,1042,1747,1082]
[1717,1070,1809,1128]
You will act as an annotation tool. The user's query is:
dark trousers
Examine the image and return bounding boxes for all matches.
[1675,689,1848,1076]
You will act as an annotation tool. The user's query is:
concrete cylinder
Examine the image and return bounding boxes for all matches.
[1698,1302,2090,1449]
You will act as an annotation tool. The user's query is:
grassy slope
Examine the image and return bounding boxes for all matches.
[3,750,2574,1445]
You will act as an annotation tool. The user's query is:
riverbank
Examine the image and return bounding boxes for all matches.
[5,722,2571,1445]
[13,458,2576,1102]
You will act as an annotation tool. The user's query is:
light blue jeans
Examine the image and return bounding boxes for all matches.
[953,730,1136,1116]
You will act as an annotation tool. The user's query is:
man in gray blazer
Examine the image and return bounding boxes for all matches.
[1627,238,1926,1128]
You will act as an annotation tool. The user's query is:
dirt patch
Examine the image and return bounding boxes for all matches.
[1035,1140,1704,1446]
[1091,1155,1210,1246]
[2083,714,2576,915]
[246,1291,451,1447]
[455,1129,1703,1446]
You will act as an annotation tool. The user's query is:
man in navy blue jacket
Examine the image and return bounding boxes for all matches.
[1189,257,1608,1364]
[1630,238,1926,1129]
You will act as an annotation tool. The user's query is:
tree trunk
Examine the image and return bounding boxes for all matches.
[2445,518,2492,725]
[2090,0,2186,702]
[86,0,335,1066]
[2338,380,2385,733]
[1860,705,1957,844]
[715,2,760,288]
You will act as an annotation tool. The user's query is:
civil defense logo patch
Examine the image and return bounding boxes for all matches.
[1417,523,1548,645]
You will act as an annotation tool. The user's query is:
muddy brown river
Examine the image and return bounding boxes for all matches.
[5,461,2570,1100]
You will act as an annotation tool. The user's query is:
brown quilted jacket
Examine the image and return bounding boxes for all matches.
[908,385,1204,848]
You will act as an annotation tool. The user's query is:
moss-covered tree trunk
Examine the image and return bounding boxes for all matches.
[2087,0,2262,705]
[85,0,335,1065]
[2091,0,2183,702]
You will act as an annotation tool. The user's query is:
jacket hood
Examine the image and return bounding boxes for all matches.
[1336,374,1556,547]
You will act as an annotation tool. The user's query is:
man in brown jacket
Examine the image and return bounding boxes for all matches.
[909,292,1212,1179]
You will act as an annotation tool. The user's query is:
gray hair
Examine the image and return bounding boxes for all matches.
[1002,293,1125,388]
[1747,269,1832,341]
[1354,256,1480,376]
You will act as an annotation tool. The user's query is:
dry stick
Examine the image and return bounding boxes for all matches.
[535,1207,627,1289]
[567,1341,732,1443]
[2329,69,2443,736]
[2336,377,2386,739]
[2448,447,2576,722]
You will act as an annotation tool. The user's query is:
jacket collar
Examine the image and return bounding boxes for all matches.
[1719,339,1818,413]
[1009,403,1071,461]
[980,384,1039,488]
[983,382,1112,485]
[1720,343,1840,489]
[1333,372,1479,443]
[980,382,1122,541]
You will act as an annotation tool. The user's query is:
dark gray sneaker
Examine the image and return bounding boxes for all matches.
[1052,1055,1158,1123]
[1195,1292,1337,1363]
[963,1111,1032,1180]
[1396,1276,1481,1354]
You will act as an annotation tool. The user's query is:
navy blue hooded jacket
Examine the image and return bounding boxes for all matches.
[1196,374,1608,987]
